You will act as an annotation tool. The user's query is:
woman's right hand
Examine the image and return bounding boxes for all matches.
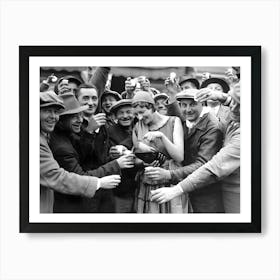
[99,175,121,189]
[137,142,156,153]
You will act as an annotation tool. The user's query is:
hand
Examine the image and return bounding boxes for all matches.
[144,167,171,181]
[46,73,58,84]
[93,113,106,127]
[137,76,150,91]
[125,77,137,92]
[109,145,127,159]
[81,67,95,83]
[143,131,163,142]
[201,72,211,83]
[116,154,135,169]
[99,175,121,189]
[225,68,239,85]
[137,142,156,153]
[150,185,183,203]
[195,88,223,103]
[57,79,72,95]
[164,77,180,102]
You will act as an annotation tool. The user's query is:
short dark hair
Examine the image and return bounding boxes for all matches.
[132,101,155,112]
[75,83,98,98]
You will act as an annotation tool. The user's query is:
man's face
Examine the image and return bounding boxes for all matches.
[178,99,203,122]
[63,113,83,134]
[40,106,60,133]
[206,83,223,107]
[115,105,134,127]
[180,81,197,90]
[206,83,223,92]
[77,88,98,116]
[155,97,168,115]
[102,95,118,114]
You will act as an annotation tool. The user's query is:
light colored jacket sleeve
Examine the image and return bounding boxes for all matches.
[40,136,98,198]
[179,126,240,193]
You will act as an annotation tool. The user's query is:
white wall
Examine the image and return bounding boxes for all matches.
[0,0,279,279]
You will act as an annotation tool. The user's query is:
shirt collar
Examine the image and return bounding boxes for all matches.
[185,107,210,129]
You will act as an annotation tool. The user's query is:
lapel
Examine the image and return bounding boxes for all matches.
[186,114,209,138]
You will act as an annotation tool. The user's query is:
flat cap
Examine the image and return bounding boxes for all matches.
[110,99,132,114]
[154,92,169,102]
[176,89,199,101]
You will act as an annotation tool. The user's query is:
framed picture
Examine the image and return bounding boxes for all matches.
[20,46,261,233]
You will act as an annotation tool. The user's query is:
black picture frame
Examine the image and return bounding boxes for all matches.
[20,46,261,233]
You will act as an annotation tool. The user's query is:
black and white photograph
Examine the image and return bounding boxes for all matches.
[20,46,260,233]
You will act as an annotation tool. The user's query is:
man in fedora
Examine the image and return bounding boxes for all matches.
[49,93,134,213]
[179,76,200,90]
[40,91,121,213]
[200,77,231,133]
[145,87,224,213]
[151,83,241,213]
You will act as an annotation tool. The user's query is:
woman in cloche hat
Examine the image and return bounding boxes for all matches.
[131,91,187,214]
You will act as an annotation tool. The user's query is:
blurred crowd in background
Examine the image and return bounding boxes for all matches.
[39,66,241,214]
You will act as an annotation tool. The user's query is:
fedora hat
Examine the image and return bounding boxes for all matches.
[59,93,89,116]
[201,78,230,93]
[101,89,122,102]
[40,91,65,109]
[54,75,83,94]
[179,76,200,89]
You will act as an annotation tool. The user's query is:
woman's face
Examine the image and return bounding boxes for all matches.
[155,97,168,115]
[133,102,154,125]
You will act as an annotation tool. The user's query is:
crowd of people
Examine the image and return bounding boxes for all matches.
[40,66,241,214]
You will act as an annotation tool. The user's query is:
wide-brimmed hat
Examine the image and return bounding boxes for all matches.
[54,75,83,94]
[200,78,230,93]
[101,89,122,102]
[176,89,199,101]
[110,99,132,114]
[40,91,65,109]
[154,92,169,102]
[179,76,200,89]
[59,93,89,116]
[132,90,155,105]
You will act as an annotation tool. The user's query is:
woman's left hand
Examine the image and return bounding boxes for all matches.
[143,131,163,142]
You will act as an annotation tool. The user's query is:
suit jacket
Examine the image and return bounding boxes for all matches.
[40,132,98,213]
[108,123,138,196]
[167,102,223,195]
[179,121,240,194]
[49,129,121,212]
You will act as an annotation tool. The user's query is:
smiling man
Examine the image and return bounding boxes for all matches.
[107,99,139,212]
[49,93,131,213]
[40,91,120,213]
[145,88,224,213]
